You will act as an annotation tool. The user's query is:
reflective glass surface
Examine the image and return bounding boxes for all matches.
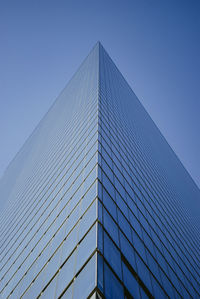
[97,42,200,298]
[0,43,99,299]
[0,42,200,299]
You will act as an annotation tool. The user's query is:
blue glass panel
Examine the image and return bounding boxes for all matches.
[98,223,103,253]
[55,249,76,297]
[132,229,147,264]
[73,254,96,298]
[98,200,103,223]
[102,171,115,199]
[122,262,140,299]
[61,283,73,299]
[103,208,119,246]
[102,158,113,182]
[81,180,97,214]
[104,263,124,299]
[97,254,104,293]
[41,274,57,298]
[61,223,79,265]
[61,283,74,299]
[117,209,132,242]
[103,187,117,221]
[135,252,153,294]
[78,199,97,242]
[104,232,122,279]
[43,245,62,285]
[76,223,97,272]
[119,231,137,272]
[116,191,129,219]
[151,276,166,299]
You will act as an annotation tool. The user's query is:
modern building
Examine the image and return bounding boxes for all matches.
[0,42,200,299]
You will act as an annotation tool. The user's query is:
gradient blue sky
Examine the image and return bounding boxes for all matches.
[0,0,200,187]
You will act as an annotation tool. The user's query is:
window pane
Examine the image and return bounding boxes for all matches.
[55,249,76,298]
[61,223,79,265]
[103,187,117,221]
[102,171,115,199]
[81,181,97,214]
[119,231,137,272]
[122,262,140,299]
[103,209,119,246]
[43,245,62,285]
[73,254,96,298]
[78,199,97,242]
[76,223,97,272]
[135,253,153,294]
[104,232,122,279]
[117,209,132,242]
[41,275,57,298]
[97,253,104,293]
[61,283,73,299]
[104,263,124,299]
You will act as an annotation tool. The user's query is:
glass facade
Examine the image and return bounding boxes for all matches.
[0,42,200,299]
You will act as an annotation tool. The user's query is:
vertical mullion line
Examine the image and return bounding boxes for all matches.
[96,42,101,290]
[97,42,101,200]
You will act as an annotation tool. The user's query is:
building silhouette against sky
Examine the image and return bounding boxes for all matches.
[0,42,200,299]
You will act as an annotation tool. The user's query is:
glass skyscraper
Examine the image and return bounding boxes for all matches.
[0,42,200,299]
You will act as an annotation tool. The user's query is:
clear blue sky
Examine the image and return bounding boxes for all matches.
[0,0,200,188]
